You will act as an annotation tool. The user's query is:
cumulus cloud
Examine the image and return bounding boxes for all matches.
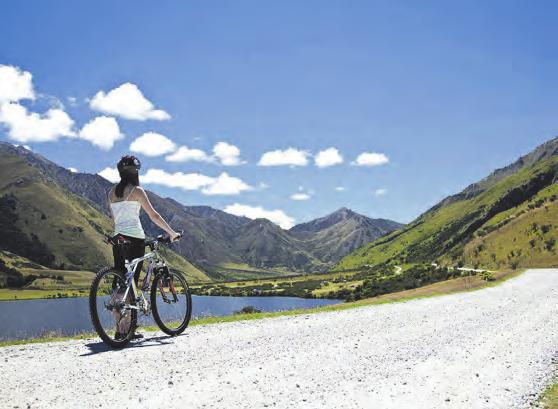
[315,147,343,168]
[98,167,120,183]
[142,169,253,195]
[0,102,75,143]
[165,145,214,163]
[165,141,245,165]
[213,142,244,166]
[0,65,35,103]
[68,167,78,173]
[353,152,389,167]
[290,186,312,200]
[90,82,170,121]
[130,132,176,156]
[224,203,295,229]
[258,148,309,167]
[78,116,123,150]
[373,188,387,197]
[201,172,253,195]
[290,192,311,201]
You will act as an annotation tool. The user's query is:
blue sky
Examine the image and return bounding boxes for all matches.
[1,1,557,227]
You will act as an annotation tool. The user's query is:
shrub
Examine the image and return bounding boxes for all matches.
[544,238,556,252]
[479,271,494,281]
[234,306,262,315]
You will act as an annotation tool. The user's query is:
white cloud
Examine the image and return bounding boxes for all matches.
[98,167,120,183]
[90,82,170,121]
[67,96,78,106]
[290,192,311,201]
[315,147,343,168]
[68,167,78,173]
[142,169,214,190]
[165,145,214,163]
[165,141,245,165]
[201,172,253,195]
[258,148,309,167]
[130,132,176,157]
[353,152,389,167]
[0,65,35,103]
[373,188,387,197]
[224,203,295,229]
[290,185,312,200]
[78,116,123,150]
[213,142,244,166]
[0,102,75,143]
[334,186,346,192]
[142,169,252,195]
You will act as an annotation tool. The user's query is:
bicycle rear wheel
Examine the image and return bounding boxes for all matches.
[151,269,192,336]
[89,267,137,348]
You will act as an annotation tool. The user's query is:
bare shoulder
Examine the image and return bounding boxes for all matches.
[131,186,147,200]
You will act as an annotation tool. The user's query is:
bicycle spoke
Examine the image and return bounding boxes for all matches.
[151,270,192,335]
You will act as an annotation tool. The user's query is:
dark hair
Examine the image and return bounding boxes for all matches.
[115,155,141,198]
[115,170,139,198]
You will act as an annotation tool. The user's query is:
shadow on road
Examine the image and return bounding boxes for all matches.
[80,335,175,356]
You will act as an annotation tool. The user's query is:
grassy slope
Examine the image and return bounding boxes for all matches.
[0,153,113,269]
[541,381,558,409]
[335,157,558,271]
[460,183,558,270]
[0,153,210,283]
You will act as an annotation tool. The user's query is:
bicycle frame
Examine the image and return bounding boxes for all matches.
[120,249,163,314]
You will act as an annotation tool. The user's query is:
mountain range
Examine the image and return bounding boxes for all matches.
[0,141,402,280]
[335,137,558,271]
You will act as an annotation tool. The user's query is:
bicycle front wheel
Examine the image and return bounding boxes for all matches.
[89,267,137,348]
[151,269,192,336]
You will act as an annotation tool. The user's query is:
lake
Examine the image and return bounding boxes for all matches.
[0,295,341,341]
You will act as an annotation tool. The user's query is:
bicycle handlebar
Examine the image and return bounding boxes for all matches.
[105,230,183,247]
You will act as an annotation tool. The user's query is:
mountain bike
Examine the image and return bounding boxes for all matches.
[89,232,192,348]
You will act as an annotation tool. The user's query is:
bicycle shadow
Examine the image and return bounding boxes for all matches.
[80,335,178,356]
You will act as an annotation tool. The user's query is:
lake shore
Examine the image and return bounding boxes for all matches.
[0,268,522,347]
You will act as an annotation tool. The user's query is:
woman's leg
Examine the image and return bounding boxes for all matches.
[111,243,129,336]
[127,237,145,285]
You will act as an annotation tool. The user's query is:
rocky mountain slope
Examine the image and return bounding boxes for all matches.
[336,137,558,271]
[0,141,401,277]
[0,144,208,282]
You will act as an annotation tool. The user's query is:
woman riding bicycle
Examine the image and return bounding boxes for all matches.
[107,155,180,338]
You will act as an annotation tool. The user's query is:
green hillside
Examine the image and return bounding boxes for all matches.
[0,152,210,285]
[459,183,557,269]
[335,149,558,272]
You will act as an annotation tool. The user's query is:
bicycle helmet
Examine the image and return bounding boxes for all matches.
[117,155,141,173]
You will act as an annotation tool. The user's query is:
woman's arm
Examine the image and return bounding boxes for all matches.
[134,187,179,240]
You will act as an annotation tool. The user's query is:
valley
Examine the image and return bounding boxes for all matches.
[1,137,557,303]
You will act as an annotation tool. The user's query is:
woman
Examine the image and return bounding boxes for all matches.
[108,155,180,339]
[108,155,180,281]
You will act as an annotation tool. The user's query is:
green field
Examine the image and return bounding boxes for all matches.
[191,269,364,298]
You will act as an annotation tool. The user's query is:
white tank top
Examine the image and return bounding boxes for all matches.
[110,186,145,239]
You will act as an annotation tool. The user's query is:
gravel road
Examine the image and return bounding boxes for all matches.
[1,268,557,409]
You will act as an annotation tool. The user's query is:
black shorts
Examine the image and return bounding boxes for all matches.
[112,234,145,284]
